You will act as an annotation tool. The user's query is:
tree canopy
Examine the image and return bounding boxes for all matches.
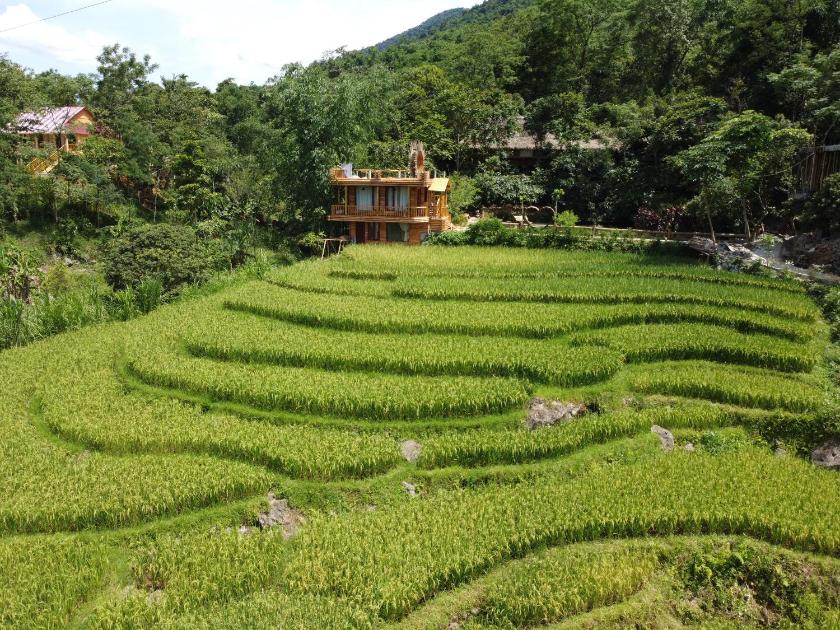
[1,0,839,237]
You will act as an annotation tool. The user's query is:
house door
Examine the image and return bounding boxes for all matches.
[355,223,366,244]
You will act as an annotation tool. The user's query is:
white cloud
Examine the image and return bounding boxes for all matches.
[0,0,479,86]
[137,0,477,85]
[0,3,111,68]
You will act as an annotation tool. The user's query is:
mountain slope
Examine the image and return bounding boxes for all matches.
[375,8,468,51]
[331,0,536,82]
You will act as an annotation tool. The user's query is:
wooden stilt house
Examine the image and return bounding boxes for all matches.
[329,143,452,245]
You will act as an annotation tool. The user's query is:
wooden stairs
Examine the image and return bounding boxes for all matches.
[25,149,62,175]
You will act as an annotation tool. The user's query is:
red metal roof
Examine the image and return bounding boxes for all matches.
[13,106,92,135]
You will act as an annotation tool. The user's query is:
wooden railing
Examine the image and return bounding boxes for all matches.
[330,168,427,181]
[330,205,434,219]
[25,150,61,174]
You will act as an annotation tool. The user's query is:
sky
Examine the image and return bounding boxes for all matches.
[0,0,478,87]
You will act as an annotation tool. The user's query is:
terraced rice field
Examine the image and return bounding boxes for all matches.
[2,245,840,628]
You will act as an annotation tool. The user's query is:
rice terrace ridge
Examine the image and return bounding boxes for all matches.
[3,244,840,627]
[3,0,840,627]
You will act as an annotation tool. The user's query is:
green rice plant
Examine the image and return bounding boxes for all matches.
[393,275,819,322]
[90,591,374,630]
[418,403,808,468]
[33,319,401,480]
[0,243,836,628]
[329,266,804,293]
[0,448,273,534]
[125,336,531,420]
[226,282,813,341]
[283,448,840,619]
[40,387,401,481]
[390,537,840,630]
[267,263,391,298]
[477,544,658,626]
[183,309,624,386]
[0,336,274,535]
[0,535,110,628]
[129,529,290,611]
[334,245,802,294]
[571,323,821,373]
[267,255,809,314]
[629,362,826,412]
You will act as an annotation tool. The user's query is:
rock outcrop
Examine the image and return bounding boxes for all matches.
[526,398,586,430]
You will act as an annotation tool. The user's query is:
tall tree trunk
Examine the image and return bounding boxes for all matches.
[742,204,751,241]
[707,210,716,243]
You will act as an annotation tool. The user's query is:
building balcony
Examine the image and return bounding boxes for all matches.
[329,205,449,223]
[329,167,433,186]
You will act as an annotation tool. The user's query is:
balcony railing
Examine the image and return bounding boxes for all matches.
[330,205,439,219]
[330,167,430,181]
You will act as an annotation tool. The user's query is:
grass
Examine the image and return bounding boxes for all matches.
[0,243,837,628]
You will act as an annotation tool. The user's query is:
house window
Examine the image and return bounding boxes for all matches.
[387,187,409,209]
[387,223,410,243]
[367,223,380,241]
[357,187,374,209]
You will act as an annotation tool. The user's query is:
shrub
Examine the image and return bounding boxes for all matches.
[0,297,28,349]
[554,210,579,228]
[428,222,693,256]
[634,205,686,233]
[464,218,509,246]
[426,230,468,246]
[49,218,80,257]
[448,173,478,221]
[101,223,214,294]
[805,172,840,234]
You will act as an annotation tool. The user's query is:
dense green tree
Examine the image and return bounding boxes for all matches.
[31,70,93,106]
[4,0,840,240]
[396,65,521,171]
[526,92,589,142]
[770,45,840,144]
[625,0,694,96]
[672,111,812,237]
[90,45,162,186]
[261,64,389,229]
[523,0,629,99]
[0,57,35,220]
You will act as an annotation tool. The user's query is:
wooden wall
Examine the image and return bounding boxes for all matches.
[346,222,429,245]
[800,146,840,193]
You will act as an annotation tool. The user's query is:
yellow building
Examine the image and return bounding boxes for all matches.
[13,106,96,173]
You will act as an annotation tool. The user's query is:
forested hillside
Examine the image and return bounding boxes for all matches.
[2,0,840,347]
[373,8,467,51]
[2,0,840,239]
[330,0,840,233]
[5,4,840,627]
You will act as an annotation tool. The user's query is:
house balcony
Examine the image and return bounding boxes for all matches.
[329,205,449,223]
[330,167,431,186]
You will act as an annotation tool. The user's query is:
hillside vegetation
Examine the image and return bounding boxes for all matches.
[3,0,840,252]
[2,245,840,628]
